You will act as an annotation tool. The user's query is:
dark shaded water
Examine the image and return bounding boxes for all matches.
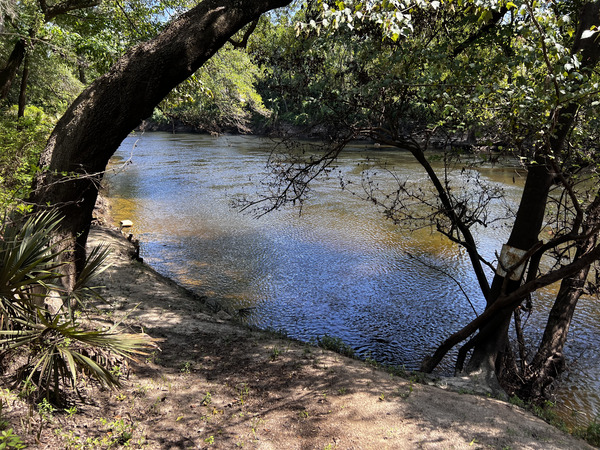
[106,132,600,427]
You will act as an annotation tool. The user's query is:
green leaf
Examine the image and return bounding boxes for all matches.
[478,9,494,23]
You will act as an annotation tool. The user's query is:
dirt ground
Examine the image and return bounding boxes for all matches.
[0,224,594,449]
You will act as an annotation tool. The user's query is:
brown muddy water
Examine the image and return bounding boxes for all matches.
[105,132,600,427]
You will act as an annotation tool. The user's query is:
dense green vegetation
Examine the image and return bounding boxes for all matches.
[0,106,52,214]
[1,0,600,438]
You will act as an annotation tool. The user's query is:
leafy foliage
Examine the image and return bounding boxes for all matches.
[578,418,600,447]
[0,106,54,215]
[250,11,358,128]
[0,428,26,450]
[156,46,270,133]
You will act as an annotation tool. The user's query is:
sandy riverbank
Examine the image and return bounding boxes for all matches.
[1,223,594,449]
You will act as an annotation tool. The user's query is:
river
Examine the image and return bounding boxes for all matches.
[105,132,600,427]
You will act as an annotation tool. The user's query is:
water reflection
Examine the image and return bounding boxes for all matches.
[106,132,599,426]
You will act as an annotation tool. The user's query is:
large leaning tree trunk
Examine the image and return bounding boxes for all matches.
[29,0,292,291]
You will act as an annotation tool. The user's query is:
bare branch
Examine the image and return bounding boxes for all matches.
[406,252,479,318]
[234,137,352,216]
[228,20,259,49]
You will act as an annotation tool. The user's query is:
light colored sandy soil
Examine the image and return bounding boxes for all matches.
[1,225,594,449]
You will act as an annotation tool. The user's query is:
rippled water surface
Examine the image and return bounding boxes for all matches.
[106,132,600,426]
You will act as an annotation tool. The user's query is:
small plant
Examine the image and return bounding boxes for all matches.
[531,400,563,426]
[148,396,164,415]
[0,428,26,449]
[204,435,215,445]
[364,354,379,367]
[297,410,309,419]
[578,418,600,446]
[237,384,250,406]
[250,417,264,439]
[180,361,192,373]
[387,365,409,378]
[409,372,427,384]
[145,350,159,364]
[509,395,526,408]
[99,417,136,446]
[110,365,123,379]
[270,346,281,361]
[510,397,567,432]
[133,383,149,398]
[17,381,36,401]
[36,398,56,440]
[317,335,355,358]
[396,382,413,399]
[37,398,55,422]
[64,406,77,418]
[201,392,212,406]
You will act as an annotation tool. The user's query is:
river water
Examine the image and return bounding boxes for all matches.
[105,132,600,427]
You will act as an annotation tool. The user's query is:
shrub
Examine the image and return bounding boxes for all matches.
[0,211,156,401]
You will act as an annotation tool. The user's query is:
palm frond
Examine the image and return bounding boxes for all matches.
[0,211,65,322]
[68,243,112,310]
[0,211,159,400]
